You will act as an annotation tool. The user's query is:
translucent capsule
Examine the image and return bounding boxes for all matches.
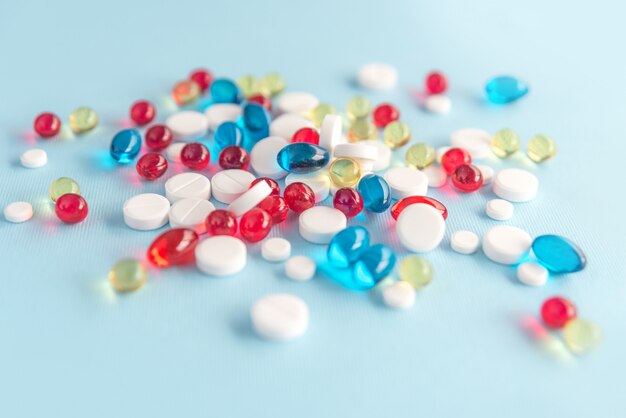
[383,121,411,149]
[69,106,98,133]
[259,72,286,97]
[399,256,432,288]
[145,125,173,151]
[214,121,244,150]
[34,112,61,138]
[49,177,80,202]
[181,143,210,170]
[277,143,330,174]
[250,177,281,196]
[55,193,88,224]
[357,174,391,213]
[441,148,471,174]
[405,143,435,169]
[210,78,241,104]
[451,164,483,192]
[129,100,156,126]
[346,96,372,120]
[348,118,377,142]
[247,94,272,111]
[532,235,586,274]
[172,80,201,105]
[491,128,520,157]
[189,68,213,92]
[372,103,399,128]
[147,228,199,267]
[219,145,250,170]
[240,208,272,243]
[242,102,270,131]
[327,226,370,268]
[352,244,396,290]
[310,103,337,127]
[527,134,557,162]
[563,319,602,354]
[292,127,320,144]
[333,188,363,218]
[237,74,259,98]
[541,296,577,328]
[109,259,147,292]
[390,196,448,220]
[136,152,168,180]
[425,71,448,95]
[485,75,528,104]
[283,182,315,213]
[257,195,289,224]
[329,157,361,187]
[110,129,142,164]
[206,209,238,236]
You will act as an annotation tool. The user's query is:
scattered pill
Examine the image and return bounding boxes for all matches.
[541,296,577,328]
[532,235,586,274]
[240,208,272,242]
[227,180,272,217]
[49,177,80,202]
[69,106,98,133]
[347,118,377,141]
[211,169,256,204]
[485,75,528,104]
[327,226,370,268]
[20,149,48,168]
[396,204,445,252]
[435,146,451,164]
[399,256,433,288]
[352,244,396,290]
[310,103,337,127]
[168,198,215,233]
[493,168,539,202]
[405,143,435,169]
[277,92,319,115]
[172,80,201,105]
[206,209,238,236]
[55,193,88,224]
[527,134,557,163]
[563,318,602,354]
[285,171,330,203]
[425,71,448,94]
[34,112,61,138]
[145,125,173,151]
[205,104,242,131]
[261,237,292,262]
[189,68,213,92]
[491,128,520,157]
[450,128,491,160]
[277,143,330,174]
[451,230,480,254]
[422,166,447,188]
[196,235,247,276]
[333,187,363,218]
[486,199,514,221]
[299,206,347,244]
[441,147,471,175]
[123,193,170,230]
[148,228,199,267]
[110,129,142,164]
[516,262,548,286]
[136,152,168,180]
[482,225,532,265]
[165,173,211,203]
[345,96,372,120]
[383,167,428,200]
[383,121,411,149]
[424,94,451,114]
[382,281,416,309]
[257,195,289,224]
[333,143,378,172]
[109,259,147,292]
[214,121,244,150]
[372,103,400,128]
[285,256,316,281]
[181,142,210,170]
[357,62,398,91]
[357,174,392,213]
[4,201,33,223]
[219,145,250,170]
[251,293,309,340]
[250,136,289,179]
[292,127,320,144]
[329,157,361,188]
[129,100,156,126]
[451,164,483,192]
[210,78,241,104]
[165,111,209,142]
[284,182,315,213]
[250,177,281,196]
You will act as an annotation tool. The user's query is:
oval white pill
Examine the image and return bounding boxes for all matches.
[382,281,416,309]
[168,198,215,233]
[251,293,309,341]
[357,62,398,91]
[165,173,211,203]
[211,169,256,204]
[20,149,48,168]
[165,111,209,142]
[333,143,378,161]
[319,114,343,151]
[285,171,330,203]
[422,165,447,188]
[165,142,185,163]
[424,94,451,114]
[269,113,314,140]
[396,204,445,253]
[476,164,494,186]
[384,167,428,199]
[195,235,247,276]
[227,180,272,217]
[285,256,316,281]
[261,237,292,262]
[277,92,319,115]
[482,225,532,265]
[250,136,289,179]
[359,140,391,171]
[204,103,242,131]
[299,206,347,244]
[451,230,480,255]
[493,168,539,202]
[4,201,33,223]
[486,199,514,221]
[517,262,548,286]
[123,193,170,230]
[450,128,491,160]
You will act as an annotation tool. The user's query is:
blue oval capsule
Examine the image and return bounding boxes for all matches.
[277,143,330,174]
[357,174,392,213]
[351,244,396,290]
[532,235,586,274]
[327,226,370,268]
[214,121,244,150]
[210,78,242,104]
[485,76,529,104]
[110,129,141,164]
[243,102,271,131]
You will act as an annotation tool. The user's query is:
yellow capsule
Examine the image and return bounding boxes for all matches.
[405,143,435,169]
[310,103,338,127]
[329,157,361,187]
[259,72,286,97]
[69,106,99,133]
[383,121,411,149]
[172,80,201,106]
[345,96,372,120]
[348,118,377,142]
[49,177,80,202]
[109,259,147,292]
[237,74,259,98]
[399,256,432,288]
[527,134,557,163]
[563,318,602,354]
[491,128,520,157]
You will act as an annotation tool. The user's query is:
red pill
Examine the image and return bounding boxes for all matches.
[206,209,237,236]
[144,125,173,151]
[248,94,272,111]
[372,103,399,128]
[189,68,213,92]
[250,177,280,196]
[129,100,156,125]
[219,145,250,170]
[55,193,88,224]
[333,188,363,218]
[441,148,471,174]
[34,112,61,138]
[541,297,577,329]
[391,196,448,220]
[451,164,483,192]
[136,152,168,180]
[284,182,315,213]
[181,142,210,170]
[425,71,448,95]
[240,208,272,243]
[292,127,320,144]
[147,228,199,267]
[257,195,289,224]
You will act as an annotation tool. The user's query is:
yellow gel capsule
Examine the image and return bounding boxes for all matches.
[345,96,372,120]
[172,80,201,106]
[329,157,361,187]
[259,72,286,97]
[49,177,80,202]
[563,318,602,354]
[237,74,259,98]
[383,121,412,149]
[527,134,557,162]
[69,106,99,133]
[405,143,435,169]
[399,256,432,288]
[348,118,377,142]
[310,103,338,127]
[491,128,520,157]
[109,259,147,292]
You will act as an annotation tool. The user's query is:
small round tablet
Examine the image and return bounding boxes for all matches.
[269,113,314,140]
[211,169,256,204]
[493,168,539,202]
[277,92,319,115]
[396,204,445,252]
[261,237,292,262]
[486,199,514,221]
[227,180,272,217]
[450,128,491,160]
[476,164,494,186]
[333,143,378,161]
[250,136,289,179]
[285,256,316,281]
[319,114,342,151]
[299,206,347,244]
[517,262,548,286]
[251,293,309,340]
[357,63,398,91]
[383,167,428,199]
[195,235,247,276]
[424,94,451,114]
[165,111,209,142]
[165,142,185,163]
[285,171,330,203]
[482,225,532,265]
[451,230,480,254]
[359,140,391,171]
[20,149,48,168]
[422,166,447,188]
[165,173,211,203]
[4,201,33,223]
[123,193,170,230]
[204,103,242,131]
[168,198,215,233]
[382,281,416,309]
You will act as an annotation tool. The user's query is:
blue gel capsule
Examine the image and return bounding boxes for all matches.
[110,129,141,163]
[357,174,391,213]
[277,143,330,174]
[532,235,587,274]
[243,102,271,131]
[351,244,396,290]
[485,75,529,104]
[214,121,244,150]
[327,226,370,268]
[210,78,242,104]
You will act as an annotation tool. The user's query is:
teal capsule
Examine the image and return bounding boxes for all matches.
[357,174,392,213]
[214,121,244,151]
[485,76,529,104]
[210,78,242,104]
[110,129,141,163]
[327,226,370,268]
[243,102,271,131]
[277,143,330,174]
[532,235,586,274]
[351,244,396,290]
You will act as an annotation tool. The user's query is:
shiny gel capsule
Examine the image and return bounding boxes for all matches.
[327,226,370,268]
[351,244,396,290]
[357,174,392,213]
[532,235,586,274]
[485,76,529,104]
[214,121,244,150]
[243,102,271,131]
[277,143,330,174]
[210,78,242,104]
[110,129,141,163]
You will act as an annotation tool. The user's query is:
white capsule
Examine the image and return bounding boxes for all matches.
[227,180,272,217]
[396,204,445,253]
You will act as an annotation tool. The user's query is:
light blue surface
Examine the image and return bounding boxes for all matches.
[1,1,625,417]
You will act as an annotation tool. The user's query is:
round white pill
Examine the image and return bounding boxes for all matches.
[164,173,211,203]
[436,146,451,164]
[204,103,242,131]
[269,113,314,140]
[357,63,398,91]
[195,235,247,276]
[251,293,309,341]
[422,165,447,188]
[261,237,292,262]
[4,201,33,223]
[277,92,319,115]
[165,142,185,163]
[493,168,539,202]
[285,171,330,203]
[227,180,272,217]
[486,199,514,221]
[476,164,494,186]
[451,230,480,255]
[299,206,347,244]
[285,256,316,281]
[482,225,532,265]
[450,128,491,160]
[359,140,391,171]
[517,262,548,287]
[211,169,256,204]
[384,167,428,199]
[319,114,342,151]
[424,94,451,114]
[382,281,416,309]
[250,136,289,179]
[123,193,170,230]
[168,198,215,233]
[20,149,47,168]
[165,111,209,142]
[396,204,445,253]
[333,143,378,161]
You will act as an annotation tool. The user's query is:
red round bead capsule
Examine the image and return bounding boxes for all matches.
[372,103,400,128]
[391,196,448,220]
[34,112,61,138]
[180,142,210,170]
[257,195,289,224]
[144,125,173,151]
[333,188,363,218]
[441,148,471,175]
[136,152,168,180]
[541,297,577,329]
[129,100,156,125]
[292,127,320,144]
[240,208,272,243]
[147,228,199,267]
[425,71,448,95]
[55,193,88,224]
[250,177,280,196]
[189,68,213,92]
[284,182,315,213]
[247,94,272,111]
[451,164,483,192]
[218,145,250,170]
[205,209,237,236]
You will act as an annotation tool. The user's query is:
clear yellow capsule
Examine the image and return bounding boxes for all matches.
[237,74,259,99]
[258,72,286,97]
[348,118,377,142]
[399,256,432,288]
[405,143,435,169]
[49,177,80,202]
[310,103,338,127]
[69,106,99,133]
[383,121,411,149]
[329,157,361,187]
[563,318,602,354]
[491,128,520,157]
[109,259,147,292]
[345,96,372,120]
[527,134,557,163]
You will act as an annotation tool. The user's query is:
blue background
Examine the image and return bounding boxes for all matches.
[1,1,625,417]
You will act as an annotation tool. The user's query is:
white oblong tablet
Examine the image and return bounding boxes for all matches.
[517,262,548,286]
[319,114,343,151]
[486,199,514,221]
[359,140,391,171]
[123,193,170,230]
[168,198,215,233]
[164,173,211,203]
[450,128,491,160]
[250,136,289,179]
[277,92,319,115]
[424,94,451,114]
[333,143,378,161]
[396,204,445,252]
[482,225,532,265]
[451,230,480,255]
[422,165,447,188]
[298,206,347,244]
[357,62,398,91]
[251,293,309,341]
[211,169,256,204]
[261,237,292,262]
[165,142,185,163]
[384,167,428,199]
[204,103,242,131]
[382,281,416,309]
[436,146,451,164]
[20,149,48,168]
[285,256,316,281]
[285,171,330,203]
[4,201,33,223]
[165,111,209,142]
[196,235,247,276]
[493,168,539,202]
[227,180,272,217]
[476,164,494,186]
[269,113,314,140]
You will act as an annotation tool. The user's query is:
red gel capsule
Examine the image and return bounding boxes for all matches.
[145,125,173,151]
[55,193,88,224]
[136,152,168,180]
[257,195,289,224]
[284,182,315,213]
[391,196,448,221]
[250,177,280,196]
[129,100,156,125]
[181,142,210,170]
[425,71,448,95]
[541,297,577,329]
[292,127,320,144]
[206,209,237,236]
[189,68,213,92]
[34,112,61,138]
[372,103,399,128]
[441,148,471,175]
[247,94,272,111]
[240,208,272,243]
[147,228,199,267]
[451,164,483,192]
[333,188,363,218]
[219,145,250,170]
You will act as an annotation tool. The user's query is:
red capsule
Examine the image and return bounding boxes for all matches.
[181,142,210,170]
[284,182,315,213]
[541,297,577,329]
[136,152,168,180]
[247,94,272,111]
[145,125,173,151]
[451,164,483,192]
[391,196,448,220]
[129,100,156,125]
[257,195,289,224]
[206,209,237,236]
[441,148,471,175]
[292,127,320,144]
[240,208,272,242]
[250,177,280,196]
[372,103,400,128]
[333,188,363,218]
[219,145,250,170]
[425,71,448,95]
[55,193,88,224]
[147,228,199,267]
[189,68,213,92]
[34,112,61,138]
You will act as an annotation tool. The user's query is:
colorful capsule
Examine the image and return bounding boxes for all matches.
[210,78,241,104]
[391,196,448,220]
[527,134,557,163]
[136,152,168,180]
[405,143,435,169]
[357,174,391,213]
[109,259,147,292]
[55,193,88,224]
[383,121,411,149]
[172,80,201,105]
[451,164,483,192]
[110,129,141,163]
[351,244,396,290]
[399,256,432,288]
[329,157,361,187]
[485,75,528,104]
[491,128,520,157]
[327,226,370,268]
[277,143,330,174]
[49,177,80,203]
[372,103,399,128]
[532,235,586,274]
[147,228,199,267]
[333,188,364,218]
[69,106,99,133]
[34,112,61,138]
[214,121,244,150]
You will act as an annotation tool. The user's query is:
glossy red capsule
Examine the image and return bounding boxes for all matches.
[441,148,471,175]
[218,145,250,170]
[136,152,168,180]
[206,209,237,236]
[292,127,320,144]
[144,125,173,151]
[247,94,272,111]
[391,196,448,220]
[451,164,483,192]
[240,208,272,243]
[181,142,210,170]
[189,68,213,92]
[333,188,363,218]
[372,103,399,128]
[257,195,289,224]
[284,182,315,213]
[129,100,156,125]
[425,71,448,95]
[250,177,280,196]
[34,112,61,138]
[541,297,577,329]
[147,228,199,267]
[55,193,88,224]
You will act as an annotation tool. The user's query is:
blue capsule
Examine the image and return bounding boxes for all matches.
[277,143,330,174]
[357,174,391,213]
[532,235,586,274]
[210,78,241,104]
[110,129,141,164]
[243,102,271,131]
[327,226,370,268]
[351,244,396,290]
[214,121,244,150]
[485,75,529,104]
